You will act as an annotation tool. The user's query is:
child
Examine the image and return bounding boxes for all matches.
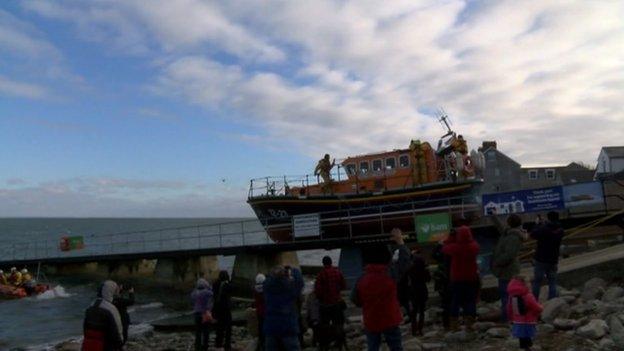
[507,276,543,350]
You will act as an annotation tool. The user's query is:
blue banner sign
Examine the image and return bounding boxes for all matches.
[483,186,565,214]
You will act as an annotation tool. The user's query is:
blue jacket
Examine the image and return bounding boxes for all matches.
[263,268,304,336]
[191,279,214,313]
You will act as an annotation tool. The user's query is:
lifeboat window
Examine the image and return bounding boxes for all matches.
[359,161,369,174]
[399,154,410,168]
[346,164,356,176]
[372,159,383,172]
[385,157,396,170]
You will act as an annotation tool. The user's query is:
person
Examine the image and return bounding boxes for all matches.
[432,237,452,330]
[351,228,410,351]
[8,267,22,286]
[404,248,431,336]
[213,271,233,351]
[112,284,135,345]
[304,291,321,347]
[442,223,480,331]
[314,154,336,188]
[531,211,565,300]
[507,276,543,350]
[82,280,124,351]
[491,213,525,322]
[314,256,346,328]
[263,265,304,351]
[191,278,214,351]
[0,269,7,285]
[253,273,266,351]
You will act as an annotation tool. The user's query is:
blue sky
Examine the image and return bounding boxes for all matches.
[1,1,623,217]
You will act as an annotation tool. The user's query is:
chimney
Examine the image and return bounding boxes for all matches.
[480,141,497,152]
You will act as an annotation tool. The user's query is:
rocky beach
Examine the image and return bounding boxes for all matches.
[50,276,624,351]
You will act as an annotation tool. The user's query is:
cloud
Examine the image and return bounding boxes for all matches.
[0,75,50,99]
[0,177,252,217]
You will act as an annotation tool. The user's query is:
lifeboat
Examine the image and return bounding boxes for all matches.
[0,283,50,299]
[248,116,486,242]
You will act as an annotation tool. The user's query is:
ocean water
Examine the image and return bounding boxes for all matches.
[0,218,337,350]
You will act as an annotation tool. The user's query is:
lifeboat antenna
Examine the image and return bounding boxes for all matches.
[436,108,453,135]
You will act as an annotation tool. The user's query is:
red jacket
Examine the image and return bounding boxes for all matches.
[314,266,346,305]
[355,264,403,333]
[253,291,265,317]
[442,226,480,282]
[506,278,542,324]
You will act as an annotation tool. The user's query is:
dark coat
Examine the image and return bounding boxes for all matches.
[213,280,233,321]
[263,268,304,337]
[530,221,564,264]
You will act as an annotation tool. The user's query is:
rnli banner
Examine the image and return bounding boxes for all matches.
[482,186,565,215]
[414,213,451,242]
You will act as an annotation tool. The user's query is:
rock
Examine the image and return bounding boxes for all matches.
[486,327,509,338]
[554,318,581,330]
[602,287,624,302]
[444,330,470,343]
[473,321,496,332]
[537,323,555,334]
[403,337,423,351]
[571,302,594,316]
[561,288,581,298]
[576,319,609,339]
[542,297,571,323]
[54,340,81,351]
[423,330,440,338]
[597,303,623,319]
[599,337,616,350]
[562,295,577,304]
[477,306,491,315]
[582,278,607,301]
[608,315,624,347]
[421,342,446,351]
[347,315,363,324]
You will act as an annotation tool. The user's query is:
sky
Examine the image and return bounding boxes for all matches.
[1,0,623,217]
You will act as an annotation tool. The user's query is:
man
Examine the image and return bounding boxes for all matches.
[531,211,565,300]
[191,278,214,351]
[213,271,233,351]
[491,214,525,322]
[82,280,124,351]
[264,265,304,351]
[0,270,7,285]
[314,256,346,327]
[351,228,410,351]
[8,267,22,286]
[442,223,480,331]
[314,154,336,184]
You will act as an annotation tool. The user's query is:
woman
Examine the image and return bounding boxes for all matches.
[213,271,233,351]
[191,278,214,351]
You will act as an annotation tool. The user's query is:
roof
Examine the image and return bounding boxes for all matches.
[601,146,624,158]
[481,147,521,167]
[521,164,567,169]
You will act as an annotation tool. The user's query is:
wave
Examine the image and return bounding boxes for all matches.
[36,285,73,300]
[128,301,164,312]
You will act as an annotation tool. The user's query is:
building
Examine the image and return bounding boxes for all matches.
[479,141,522,193]
[595,146,624,178]
[520,162,595,189]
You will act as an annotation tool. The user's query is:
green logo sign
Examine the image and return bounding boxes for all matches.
[414,213,451,242]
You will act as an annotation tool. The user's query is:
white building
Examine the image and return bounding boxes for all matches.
[595,146,624,178]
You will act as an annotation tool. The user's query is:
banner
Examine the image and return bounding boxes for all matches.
[59,235,85,251]
[563,181,604,208]
[414,213,451,242]
[482,186,565,214]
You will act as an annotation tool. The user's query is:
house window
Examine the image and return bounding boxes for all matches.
[372,159,383,172]
[359,161,369,174]
[399,155,410,168]
[385,157,396,170]
[494,168,500,177]
[346,164,356,176]
[528,169,538,180]
[487,151,496,161]
[546,169,555,180]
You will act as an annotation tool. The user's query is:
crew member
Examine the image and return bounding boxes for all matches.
[8,267,22,286]
[0,270,7,285]
[314,154,335,183]
[451,135,468,155]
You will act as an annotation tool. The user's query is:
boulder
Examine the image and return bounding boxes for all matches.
[554,318,581,330]
[473,321,496,332]
[537,323,555,334]
[598,337,616,351]
[562,295,577,304]
[421,342,446,351]
[597,303,623,319]
[542,297,571,323]
[444,330,470,343]
[602,287,624,303]
[346,315,363,324]
[576,319,609,339]
[486,327,509,338]
[571,302,594,316]
[403,337,423,351]
[582,278,607,301]
[608,315,624,348]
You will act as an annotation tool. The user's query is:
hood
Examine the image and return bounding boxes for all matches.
[456,226,474,244]
[507,278,529,296]
[196,278,210,290]
[100,280,119,303]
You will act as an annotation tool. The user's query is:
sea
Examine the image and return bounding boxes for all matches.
[0,218,338,350]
